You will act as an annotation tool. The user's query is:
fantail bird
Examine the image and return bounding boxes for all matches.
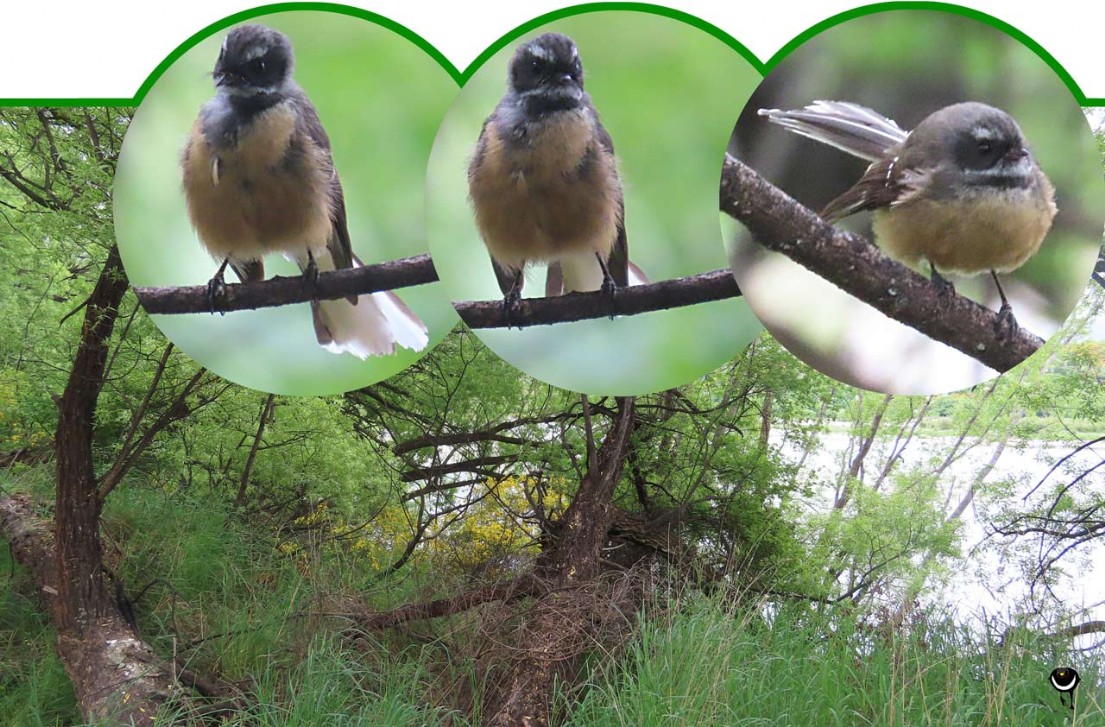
[467,32,645,310]
[760,100,1057,318]
[181,24,428,358]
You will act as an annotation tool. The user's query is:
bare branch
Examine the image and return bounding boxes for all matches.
[354,575,542,631]
[454,269,741,329]
[719,154,1044,372]
[132,254,438,315]
[1056,620,1105,638]
[400,454,517,484]
[235,394,276,507]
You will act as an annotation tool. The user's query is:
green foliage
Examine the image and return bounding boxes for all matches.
[4,97,1105,725]
[0,108,130,451]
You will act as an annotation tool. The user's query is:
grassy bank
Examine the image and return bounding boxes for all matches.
[2,474,1100,726]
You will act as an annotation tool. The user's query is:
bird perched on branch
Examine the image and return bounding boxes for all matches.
[760,100,1056,325]
[181,24,428,358]
[468,32,645,314]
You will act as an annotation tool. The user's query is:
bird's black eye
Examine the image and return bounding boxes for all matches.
[530,58,542,73]
[955,129,1006,170]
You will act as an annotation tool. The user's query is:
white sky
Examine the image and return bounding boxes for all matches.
[0,2,1102,99]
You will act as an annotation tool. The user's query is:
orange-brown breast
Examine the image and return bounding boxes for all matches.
[468,110,621,271]
[873,183,1056,275]
[181,101,333,264]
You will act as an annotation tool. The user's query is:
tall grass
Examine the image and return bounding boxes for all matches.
[571,592,1103,726]
[152,635,465,726]
[0,571,79,725]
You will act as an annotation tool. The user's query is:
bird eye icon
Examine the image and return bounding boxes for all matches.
[1050,667,1080,710]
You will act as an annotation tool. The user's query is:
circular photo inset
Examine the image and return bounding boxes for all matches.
[725,9,1104,395]
[426,10,763,396]
[115,10,458,395]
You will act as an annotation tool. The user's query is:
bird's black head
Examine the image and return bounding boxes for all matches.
[508,33,585,115]
[947,103,1027,171]
[213,24,294,97]
[914,102,1035,191]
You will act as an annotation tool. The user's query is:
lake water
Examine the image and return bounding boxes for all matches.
[778,430,1105,645]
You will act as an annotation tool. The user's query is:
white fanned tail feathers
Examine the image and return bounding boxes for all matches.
[759,100,909,162]
[298,253,429,359]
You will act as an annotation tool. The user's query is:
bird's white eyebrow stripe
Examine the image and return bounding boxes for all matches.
[527,44,554,61]
[243,44,268,62]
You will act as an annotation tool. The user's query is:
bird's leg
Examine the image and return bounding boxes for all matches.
[929,263,955,296]
[301,249,320,297]
[990,270,1012,315]
[595,252,618,318]
[502,269,524,328]
[596,252,617,297]
[206,257,230,314]
[991,270,1019,335]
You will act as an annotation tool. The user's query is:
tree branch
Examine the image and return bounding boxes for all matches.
[389,412,574,456]
[719,154,1044,372]
[1055,620,1105,638]
[354,574,542,631]
[132,254,438,315]
[235,393,276,508]
[400,454,516,484]
[454,269,740,329]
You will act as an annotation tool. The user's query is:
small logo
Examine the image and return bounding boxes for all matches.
[1050,667,1080,710]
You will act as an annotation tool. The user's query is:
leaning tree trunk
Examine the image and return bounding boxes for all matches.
[486,397,638,726]
[5,247,186,724]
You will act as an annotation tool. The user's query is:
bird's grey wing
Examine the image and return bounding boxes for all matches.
[293,91,355,276]
[820,157,910,222]
[593,120,629,287]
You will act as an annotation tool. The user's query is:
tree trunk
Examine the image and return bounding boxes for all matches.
[1,247,187,724]
[486,397,637,726]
